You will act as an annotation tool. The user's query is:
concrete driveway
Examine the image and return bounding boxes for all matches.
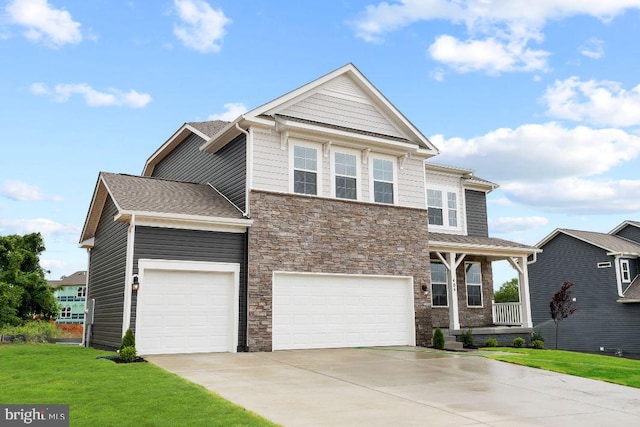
[147,347,640,426]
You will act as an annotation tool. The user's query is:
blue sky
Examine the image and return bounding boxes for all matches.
[1,0,639,287]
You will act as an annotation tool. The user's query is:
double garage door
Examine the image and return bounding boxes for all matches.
[135,263,415,354]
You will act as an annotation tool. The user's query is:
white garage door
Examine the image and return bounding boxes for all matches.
[135,260,239,355]
[273,272,415,350]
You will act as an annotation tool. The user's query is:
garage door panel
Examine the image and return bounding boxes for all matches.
[273,273,415,350]
[136,263,238,355]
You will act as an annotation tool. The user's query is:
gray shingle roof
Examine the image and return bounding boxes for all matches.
[560,229,640,254]
[187,120,229,138]
[101,173,243,219]
[429,233,534,250]
[623,276,640,300]
[48,271,86,288]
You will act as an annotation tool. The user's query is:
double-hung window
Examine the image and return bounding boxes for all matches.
[427,189,458,228]
[334,152,358,200]
[372,158,395,204]
[465,262,483,307]
[77,287,86,298]
[431,262,448,307]
[621,259,631,283]
[60,306,71,319]
[293,145,318,195]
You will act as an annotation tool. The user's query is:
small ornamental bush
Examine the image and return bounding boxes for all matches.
[513,337,526,348]
[460,329,474,347]
[532,339,545,349]
[484,338,498,347]
[120,328,135,352]
[119,346,137,363]
[531,330,545,343]
[433,327,445,350]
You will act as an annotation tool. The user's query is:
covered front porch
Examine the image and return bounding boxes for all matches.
[428,233,541,337]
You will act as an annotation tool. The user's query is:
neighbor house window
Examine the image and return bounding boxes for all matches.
[372,158,394,204]
[427,189,458,227]
[77,287,86,298]
[621,259,631,283]
[431,262,448,307]
[60,307,71,319]
[465,263,482,307]
[293,145,318,195]
[334,151,358,200]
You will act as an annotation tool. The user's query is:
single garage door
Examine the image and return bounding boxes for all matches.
[273,272,415,350]
[135,260,239,355]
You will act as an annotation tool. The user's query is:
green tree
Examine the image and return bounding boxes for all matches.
[494,278,520,303]
[0,233,59,326]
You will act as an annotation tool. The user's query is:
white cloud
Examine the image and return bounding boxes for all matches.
[579,37,604,59]
[433,121,640,214]
[173,0,230,53]
[31,82,152,108]
[0,180,62,202]
[5,0,82,48]
[352,0,640,74]
[0,218,80,237]
[489,216,549,234]
[432,122,640,182]
[542,77,640,127]
[207,102,247,121]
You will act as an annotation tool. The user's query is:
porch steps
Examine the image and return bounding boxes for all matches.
[444,334,464,351]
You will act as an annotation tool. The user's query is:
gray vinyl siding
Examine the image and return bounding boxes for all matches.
[131,226,247,350]
[86,196,128,350]
[151,133,247,211]
[465,190,488,237]
[529,233,640,355]
[614,224,640,244]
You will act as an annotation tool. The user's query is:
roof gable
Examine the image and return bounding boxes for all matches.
[609,220,640,236]
[537,228,640,255]
[201,64,439,155]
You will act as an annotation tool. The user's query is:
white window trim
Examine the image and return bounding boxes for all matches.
[289,140,322,196]
[330,146,361,201]
[621,259,631,283]
[426,185,463,233]
[597,262,612,269]
[465,262,483,308]
[369,154,398,205]
[430,261,449,308]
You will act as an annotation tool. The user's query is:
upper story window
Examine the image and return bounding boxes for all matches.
[621,259,631,283]
[465,262,483,307]
[430,262,448,307]
[293,145,318,195]
[77,287,86,298]
[372,158,395,204]
[334,151,358,200]
[427,189,459,229]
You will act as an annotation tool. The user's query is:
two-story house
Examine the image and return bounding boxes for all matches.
[48,271,87,324]
[80,64,537,354]
[529,221,640,355]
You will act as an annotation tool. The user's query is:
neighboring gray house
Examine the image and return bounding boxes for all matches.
[80,64,537,355]
[529,221,640,355]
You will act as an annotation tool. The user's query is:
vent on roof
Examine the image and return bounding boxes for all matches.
[597,262,612,268]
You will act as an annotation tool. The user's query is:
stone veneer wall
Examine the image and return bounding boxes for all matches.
[431,256,494,329]
[247,190,432,351]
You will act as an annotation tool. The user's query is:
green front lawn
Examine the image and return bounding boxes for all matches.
[483,347,640,388]
[0,344,277,426]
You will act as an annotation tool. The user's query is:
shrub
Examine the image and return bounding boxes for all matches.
[531,330,545,343]
[120,328,135,352]
[119,346,137,363]
[460,329,474,347]
[513,337,526,348]
[484,338,498,347]
[531,339,545,349]
[433,327,445,349]
[0,321,61,343]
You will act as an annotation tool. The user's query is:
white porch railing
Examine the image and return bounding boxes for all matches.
[492,301,522,326]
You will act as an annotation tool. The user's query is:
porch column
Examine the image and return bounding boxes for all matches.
[447,252,460,330]
[508,256,533,328]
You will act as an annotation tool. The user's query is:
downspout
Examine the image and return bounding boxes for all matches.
[613,254,624,297]
[122,215,136,335]
[236,122,251,218]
